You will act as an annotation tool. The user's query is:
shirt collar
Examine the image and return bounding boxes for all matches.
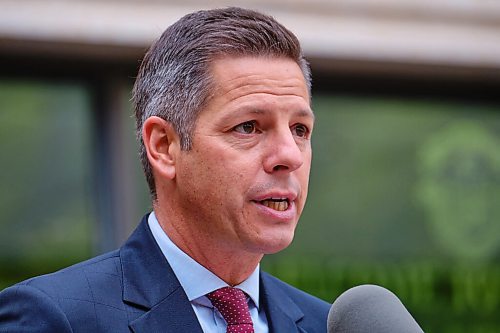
[148,211,261,309]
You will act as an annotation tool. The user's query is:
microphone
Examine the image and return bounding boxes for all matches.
[327,284,424,333]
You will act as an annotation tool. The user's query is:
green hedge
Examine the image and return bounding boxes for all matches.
[263,259,500,333]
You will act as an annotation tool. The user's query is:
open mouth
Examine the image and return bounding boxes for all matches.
[258,198,289,211]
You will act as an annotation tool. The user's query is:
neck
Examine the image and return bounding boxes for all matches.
[153,204,263,286]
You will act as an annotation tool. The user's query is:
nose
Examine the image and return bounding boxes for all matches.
[263,128,305,173]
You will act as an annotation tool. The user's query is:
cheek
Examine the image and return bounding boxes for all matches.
[187,148,249,197]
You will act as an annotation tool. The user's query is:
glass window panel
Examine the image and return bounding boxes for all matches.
[287,94,500,262]
[0,81,93,288]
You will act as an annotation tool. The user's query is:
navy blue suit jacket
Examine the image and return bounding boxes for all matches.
[0,215,329,332]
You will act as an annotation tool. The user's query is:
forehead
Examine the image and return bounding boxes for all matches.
[208,55,310,103]
[194,56,313,127]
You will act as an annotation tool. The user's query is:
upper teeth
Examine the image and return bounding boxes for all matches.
[261,199,289,211]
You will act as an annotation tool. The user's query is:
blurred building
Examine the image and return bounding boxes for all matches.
[2,0,499,248]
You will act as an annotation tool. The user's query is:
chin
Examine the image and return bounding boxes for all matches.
[257,233,295,255]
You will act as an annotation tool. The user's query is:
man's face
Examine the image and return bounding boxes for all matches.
[174,56,313,256]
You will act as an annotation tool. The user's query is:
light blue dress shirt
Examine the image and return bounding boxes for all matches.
[148,212,269,333]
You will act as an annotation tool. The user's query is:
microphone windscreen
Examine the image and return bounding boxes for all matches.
[327,284,424,333]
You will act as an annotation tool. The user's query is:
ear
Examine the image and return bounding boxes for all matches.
[142,116,180,180]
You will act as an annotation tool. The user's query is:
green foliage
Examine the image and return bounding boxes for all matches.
[262,259,500,333]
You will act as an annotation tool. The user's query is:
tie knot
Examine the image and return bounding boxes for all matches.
[206,287,254,333]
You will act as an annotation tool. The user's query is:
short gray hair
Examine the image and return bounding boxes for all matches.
[133,7,311,198]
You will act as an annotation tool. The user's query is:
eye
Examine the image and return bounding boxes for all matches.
[292,124,309,138]
[233,121,258,134]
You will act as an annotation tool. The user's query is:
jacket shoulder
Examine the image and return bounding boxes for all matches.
[0,284,73,332]
[19,250,121,300]
[0,250,127,333]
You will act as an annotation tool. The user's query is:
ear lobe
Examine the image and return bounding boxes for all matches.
[142,116,179,180]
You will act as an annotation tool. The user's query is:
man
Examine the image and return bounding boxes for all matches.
[0,7,329,332]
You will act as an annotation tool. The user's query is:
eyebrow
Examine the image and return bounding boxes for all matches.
[237,107,315,120]
[295,108,315,120]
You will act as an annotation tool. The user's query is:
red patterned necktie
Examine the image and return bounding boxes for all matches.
[206,287,255,333]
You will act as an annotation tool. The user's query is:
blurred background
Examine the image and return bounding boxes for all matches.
[1,0,499,332]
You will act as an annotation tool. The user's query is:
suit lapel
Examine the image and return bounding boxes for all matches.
[261,272,306,333]
[120,215,203,333]
[129,286,204,333]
